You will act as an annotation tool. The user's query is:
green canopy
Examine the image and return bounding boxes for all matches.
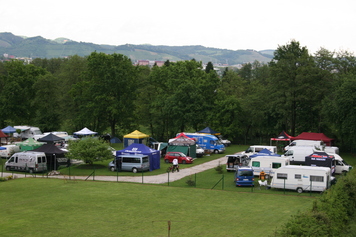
[18,138,45,151]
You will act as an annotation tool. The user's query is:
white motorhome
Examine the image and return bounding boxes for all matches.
[284,140,325,151]
[14,126,42,140]
[0,144,20,158]
[248,156,290,176]
[5,151,47,173]
[271,166,333,193]
[331,154,352,174]
[242,145,277,157]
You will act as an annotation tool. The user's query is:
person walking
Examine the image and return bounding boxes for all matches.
[172,158,179,172]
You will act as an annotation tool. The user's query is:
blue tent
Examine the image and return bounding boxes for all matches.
[196,127,220,135]
[249,148,281,158]
[2,126,16,134]
[116,143,160,171]
[110,137,122,144]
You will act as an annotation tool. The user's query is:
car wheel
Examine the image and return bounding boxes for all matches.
[110,166,115,172]
[296,187,303,193]
[214,149,219,154]
[165,159,169,163]
[132,168,138,173]
[182,160,186,164]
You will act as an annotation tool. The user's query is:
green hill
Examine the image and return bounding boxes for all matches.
[0,32,274,64]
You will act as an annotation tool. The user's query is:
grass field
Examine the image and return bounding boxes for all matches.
[0,178,314,237]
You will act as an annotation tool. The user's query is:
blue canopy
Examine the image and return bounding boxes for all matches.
[2,126,16,134]
[249,148,281,158]
[116,143,160,171]
[196,127,220,135]
[0,147,5,150]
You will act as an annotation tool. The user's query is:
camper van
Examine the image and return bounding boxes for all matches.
[248,156,290,176]
[108,154,150,173]
[226,154,250,172]
[271,165,333,193]
[5,151,47,173]
[284,140,325,151]
[0,145,20,158]
[181,133,225,154]
[14,126,42,140]
[242,145,277,157]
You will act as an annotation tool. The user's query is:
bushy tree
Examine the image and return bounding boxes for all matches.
[66,137,113,165]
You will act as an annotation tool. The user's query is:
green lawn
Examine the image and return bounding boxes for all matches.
[0,178,313,237]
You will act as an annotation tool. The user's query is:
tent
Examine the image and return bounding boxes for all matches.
[116,143,160,171]
[196,127,220,135]
[167,133,196,158]
[73,127,97,136]
[123,130,149,148]
[249,148,281,158]
[37,133,65,144]
[291,132,334,146]
[0,130,9,145]
[2,126,16,134]
[18,138,45,151]
[32,144,68,170]
[270,131,292,147]
[110,137,122,144]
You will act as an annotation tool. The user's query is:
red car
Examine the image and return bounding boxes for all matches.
[164,152,194,164]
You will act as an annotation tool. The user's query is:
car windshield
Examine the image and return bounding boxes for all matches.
[237,170,253,176]
[180,153,187,157]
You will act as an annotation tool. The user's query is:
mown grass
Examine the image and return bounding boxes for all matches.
[0,178,313,237]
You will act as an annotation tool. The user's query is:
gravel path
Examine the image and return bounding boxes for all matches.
[1,156,228,184]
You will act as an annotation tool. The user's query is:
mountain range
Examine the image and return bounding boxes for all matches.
[0,32,274,66]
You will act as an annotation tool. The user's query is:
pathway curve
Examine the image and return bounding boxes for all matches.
[1,156,229,184]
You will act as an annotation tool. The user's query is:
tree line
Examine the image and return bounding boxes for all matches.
[0,40,355,151]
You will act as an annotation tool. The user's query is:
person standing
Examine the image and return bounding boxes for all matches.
[172,158,179,172]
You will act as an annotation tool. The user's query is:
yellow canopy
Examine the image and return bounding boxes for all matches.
[123,130,149,139]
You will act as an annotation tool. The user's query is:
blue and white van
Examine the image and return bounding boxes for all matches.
[180,133,225,154]
[235,166,254,187]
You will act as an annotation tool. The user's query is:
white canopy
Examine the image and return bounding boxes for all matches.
[73,127,97,135]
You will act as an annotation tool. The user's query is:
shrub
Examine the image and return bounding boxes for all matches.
[186,176,196,186]
[214,164,224,174]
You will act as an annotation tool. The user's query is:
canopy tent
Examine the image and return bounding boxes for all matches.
[73,127,97,136]
[196,127,220,135]
[305,151,335,174]
[167,133,196,158]
[110,137,122,144]
[18,138,44,151]
[2,126,16,134]
[249,148,281,158]
[0,130,9,145]
[37,133,65,144]
[0,147,5,150]
[116,143,160,171]
[32,144,68,170]
[291,132,334,146]
[123,130,149,148]
[270,131,292,147]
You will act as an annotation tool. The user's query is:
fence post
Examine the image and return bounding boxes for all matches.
[142,170,144,184]
[222,175,224,190]
[194,173,197,188]
[1,159,3,178]
[283,179,286,195]
[310,180,312,196]
[167,171,170,186]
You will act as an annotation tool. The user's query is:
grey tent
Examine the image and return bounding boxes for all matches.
[37,133,65,144]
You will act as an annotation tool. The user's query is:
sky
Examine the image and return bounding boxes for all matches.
[1,0,356,54]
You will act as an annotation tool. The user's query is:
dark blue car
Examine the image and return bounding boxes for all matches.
[235,166,254,187]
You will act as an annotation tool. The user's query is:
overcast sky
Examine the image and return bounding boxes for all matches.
[2,0,356,54]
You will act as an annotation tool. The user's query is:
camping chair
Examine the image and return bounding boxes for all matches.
[258,180,268,190]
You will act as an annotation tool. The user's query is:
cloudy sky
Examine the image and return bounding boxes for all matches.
[2,0,355,54]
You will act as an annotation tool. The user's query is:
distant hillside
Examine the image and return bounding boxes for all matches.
[0,32,274,65]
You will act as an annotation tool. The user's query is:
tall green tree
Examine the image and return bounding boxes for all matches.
[72,52,137,137]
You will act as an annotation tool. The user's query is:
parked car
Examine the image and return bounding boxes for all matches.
[164,152,193,164]
[196,145,204,158]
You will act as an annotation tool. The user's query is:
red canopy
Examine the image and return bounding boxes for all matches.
[271,131,292,141]
[291,132,333,146]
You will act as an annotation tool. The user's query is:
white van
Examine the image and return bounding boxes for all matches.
[5,151,47,173]
[14,126,42,139]
[242,145,277,157]
[0,145,20,158]
[271,165,333,193]
[248,156,290,176]
[108,154,150,173]
[283,146,318,164]
[284,140,325,151]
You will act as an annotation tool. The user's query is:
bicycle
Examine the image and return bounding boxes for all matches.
[166,165,179,173]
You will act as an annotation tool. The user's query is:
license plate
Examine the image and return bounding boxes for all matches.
[243,179,249,181]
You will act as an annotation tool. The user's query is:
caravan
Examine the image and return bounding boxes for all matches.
[271,165,333,193]
[248,156,290,176]
[181,133,225,154]
[242,145,277,157]
[14,126,42,140]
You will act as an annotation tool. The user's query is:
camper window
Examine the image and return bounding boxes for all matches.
[277,173,288,179]
[37,157,42,163]
[255,148,264,152]
[42,157,46,162]
[142,157,149,163]
[252,161,260,167]
[295,174,302,179]
[310,175,324,182]
[272,162,282,169]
